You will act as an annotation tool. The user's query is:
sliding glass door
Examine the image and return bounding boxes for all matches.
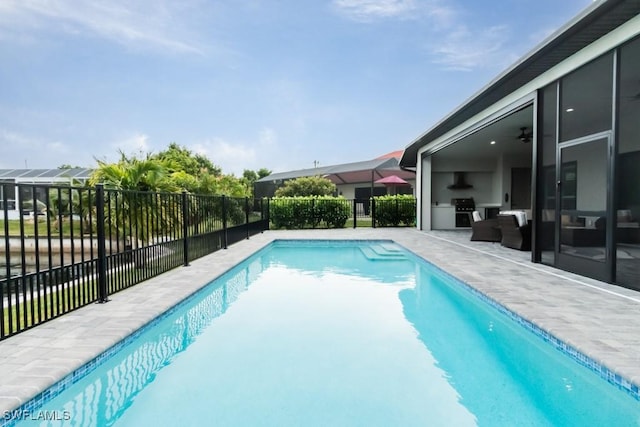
[556,135,611,281]
[535,37,640,290]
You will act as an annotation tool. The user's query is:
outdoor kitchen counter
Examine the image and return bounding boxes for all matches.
[475,203,502,207]
[431,205,455,229]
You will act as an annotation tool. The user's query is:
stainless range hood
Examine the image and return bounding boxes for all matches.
[447,172,473,190]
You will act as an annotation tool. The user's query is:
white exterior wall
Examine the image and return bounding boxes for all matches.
[336,183,358,199]
[336,180,416,199]
[418,155,430,229]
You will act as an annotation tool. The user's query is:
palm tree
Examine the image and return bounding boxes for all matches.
[89,153,179,266]
[47,185,95,234]
[90,152,174,192]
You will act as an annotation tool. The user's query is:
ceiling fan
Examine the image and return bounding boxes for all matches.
[518,127,533,143]
[622,90,640,101]
[621,79,640,101]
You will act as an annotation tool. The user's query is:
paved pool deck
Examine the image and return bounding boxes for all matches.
[1,228,639,415]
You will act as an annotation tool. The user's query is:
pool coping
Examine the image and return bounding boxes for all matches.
[1,228,639,424]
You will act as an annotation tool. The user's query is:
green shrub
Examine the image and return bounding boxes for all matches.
[373,195,416,227]
[315,197,351,228]
[269,196,351,229]
[274,176,336,197]
[269,198,294,229]
[225,197,248,225]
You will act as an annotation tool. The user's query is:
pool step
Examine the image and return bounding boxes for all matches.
[360,244,406,261]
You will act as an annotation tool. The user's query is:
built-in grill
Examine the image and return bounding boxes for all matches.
[453,198,475,228]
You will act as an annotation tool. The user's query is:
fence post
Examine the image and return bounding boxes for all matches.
[353,199,357,228]
[182,191,190,267]
[264,198,269,232]
[371,198,376,228]
[222,195,228,249]
[2,183,10,336]
[245,197,250,239]
[95,184,109,303]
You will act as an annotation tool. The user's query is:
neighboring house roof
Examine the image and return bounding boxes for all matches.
[0,168,94,180]
[400,0,640,168]
[375,150,404,160]
[257,155,415,185]
[324,158,413,184]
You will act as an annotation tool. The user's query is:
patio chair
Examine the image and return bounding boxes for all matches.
[497,213,531,251]
[470,211,501,242]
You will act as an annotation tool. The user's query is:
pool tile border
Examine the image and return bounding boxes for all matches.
[401,246,640,401]
[1,298,185,427]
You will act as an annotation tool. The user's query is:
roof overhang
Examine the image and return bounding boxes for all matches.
[325,167,415,185]
[400,0,640,168]
[257,157,416,186]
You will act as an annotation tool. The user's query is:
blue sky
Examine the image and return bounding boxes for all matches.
[0,0,594,176]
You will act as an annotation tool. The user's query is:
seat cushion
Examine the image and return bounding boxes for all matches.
[499,210,527,227]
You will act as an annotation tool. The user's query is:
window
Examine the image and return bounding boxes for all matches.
[615,35,640,290]
[560,53,613,142]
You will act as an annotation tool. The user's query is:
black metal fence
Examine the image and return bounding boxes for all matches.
[1,182,268,341]
[1,185,415,341]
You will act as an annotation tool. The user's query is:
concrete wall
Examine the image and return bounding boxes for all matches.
[500,152,533,211]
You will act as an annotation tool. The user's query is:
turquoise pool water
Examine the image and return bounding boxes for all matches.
[8,240,640,426]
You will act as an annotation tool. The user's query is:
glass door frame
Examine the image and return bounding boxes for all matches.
[555,131,613,282]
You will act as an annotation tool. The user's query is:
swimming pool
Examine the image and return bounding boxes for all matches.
[6,240,640,426]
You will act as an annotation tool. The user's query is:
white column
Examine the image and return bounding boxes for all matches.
[418,152,432,230]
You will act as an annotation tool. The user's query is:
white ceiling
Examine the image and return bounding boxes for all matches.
[432,105,534,162]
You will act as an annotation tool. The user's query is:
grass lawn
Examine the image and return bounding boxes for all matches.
[0,219,86,237]
[346,217,373,228]
[2,279,98,337]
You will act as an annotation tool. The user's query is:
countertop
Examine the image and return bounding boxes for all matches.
[431,203,502,208]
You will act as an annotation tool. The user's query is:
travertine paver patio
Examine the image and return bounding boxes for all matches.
[0,228,639,416]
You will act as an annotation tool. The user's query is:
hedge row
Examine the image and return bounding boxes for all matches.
[268,195,417,229]
[269,197,351,229]
[373,195,416,227]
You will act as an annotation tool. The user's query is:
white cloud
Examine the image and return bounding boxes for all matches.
[332,0,458,26]
[0,128,72,168]
[0,0,204,54]
[332,0,418,21]
[331,0,520,71]
[46,141,71,154]
[191,127,279,176]
[1,127,69,150]
[258,128,277,146]
[110,133,151,158]
[192,138,256,176]
[429,24,512,71]
[0,128,39,148]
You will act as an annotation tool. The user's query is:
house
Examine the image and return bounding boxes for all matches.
[400,0,640,291]
[255,151,416,199]
[0,168,92,219]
